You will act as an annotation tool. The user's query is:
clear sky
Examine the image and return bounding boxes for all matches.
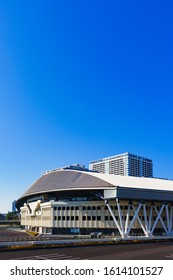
[0,1,173,213]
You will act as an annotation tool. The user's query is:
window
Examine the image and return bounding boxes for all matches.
[58,216,61,220]
[97,216,101,221]
[92,206,96,210]
[97,206,101,210]
[62,216,65,221]
[75,206,79,210]
[62,207,65,210]
[87,216,91,221]
[58,207,61,210]
[71,216,74,220]
[82,216,86,221]
[87,206,91,210]
[83,206,86,210]
[75,216,79,221]
[92,216,96,221]
[71,206,74,210]
[67,207,70,210]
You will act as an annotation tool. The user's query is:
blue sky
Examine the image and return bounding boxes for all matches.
[0,1,173,212]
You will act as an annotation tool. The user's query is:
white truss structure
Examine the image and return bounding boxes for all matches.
[104,199,173,239]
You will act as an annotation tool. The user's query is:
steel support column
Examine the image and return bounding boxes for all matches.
[105,200,124,237]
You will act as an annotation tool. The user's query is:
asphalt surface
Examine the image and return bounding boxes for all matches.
[1,227,173,260]
[0,242,173,260]
[0,227,28,239]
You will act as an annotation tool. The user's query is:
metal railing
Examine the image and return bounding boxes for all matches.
[0,220,20,224]
[0,235,81,243]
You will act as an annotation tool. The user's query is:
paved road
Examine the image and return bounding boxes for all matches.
[0,227,28,239]
[1,228,173,260]
[0,242,173,260]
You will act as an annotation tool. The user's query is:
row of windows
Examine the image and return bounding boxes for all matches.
[54,216,102,221]
[54,206,126,211]
[54,206,102,211]
[54,205,159,211]
[54,215,167,222]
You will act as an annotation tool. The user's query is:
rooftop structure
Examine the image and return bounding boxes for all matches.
[42,163,88,176]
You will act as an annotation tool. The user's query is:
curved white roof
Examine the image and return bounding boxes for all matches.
[16,169,173,208]
[88,171,173,191]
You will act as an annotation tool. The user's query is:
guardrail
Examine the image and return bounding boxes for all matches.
[0,220,20,224]
[0,235,89,243]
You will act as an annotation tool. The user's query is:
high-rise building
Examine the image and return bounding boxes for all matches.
[89,152,153,177]
[12,200,17,212]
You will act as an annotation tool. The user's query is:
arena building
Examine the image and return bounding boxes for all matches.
[16,166,173,239]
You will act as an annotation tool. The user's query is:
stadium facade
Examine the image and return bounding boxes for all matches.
[89,152,153,177]
[16,166,173,238]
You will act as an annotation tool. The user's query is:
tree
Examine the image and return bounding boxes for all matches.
[6,211,19,220]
